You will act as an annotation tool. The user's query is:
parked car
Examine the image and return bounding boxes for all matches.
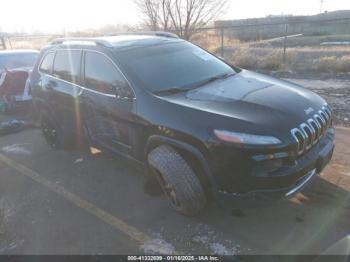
[0,49,39,110]
[30,33,334,216]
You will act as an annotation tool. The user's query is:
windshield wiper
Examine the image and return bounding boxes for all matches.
[153,87,189,95]
[152,72,235,96]
[193,72,235,88]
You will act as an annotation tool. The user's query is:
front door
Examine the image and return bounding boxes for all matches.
[80,50,136,156]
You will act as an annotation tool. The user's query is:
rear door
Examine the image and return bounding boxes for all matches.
[50,49,82,137]
[80,50,136,156]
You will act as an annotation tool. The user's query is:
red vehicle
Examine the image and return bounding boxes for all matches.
[0,49,39,110]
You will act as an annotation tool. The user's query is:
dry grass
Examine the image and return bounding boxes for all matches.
[5,37,53,50]
[226,45,350,73]
[229,47,299,71]
[313,55,350,73]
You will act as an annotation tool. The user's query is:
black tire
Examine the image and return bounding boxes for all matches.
[39,111,68,150]
[39,110,91,152]
[147,145,207,216]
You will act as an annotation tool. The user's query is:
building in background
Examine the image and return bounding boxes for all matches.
[215,10,350,41]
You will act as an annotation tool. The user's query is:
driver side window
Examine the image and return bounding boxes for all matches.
[84,51,132,97]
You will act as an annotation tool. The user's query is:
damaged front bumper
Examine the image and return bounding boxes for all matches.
[212,129,335,209]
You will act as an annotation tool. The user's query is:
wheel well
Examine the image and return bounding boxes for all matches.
[176,147,210,190]
[37,101,84,149]
[145,137,212,191]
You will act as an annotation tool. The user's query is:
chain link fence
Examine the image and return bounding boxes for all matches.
[191,17,350,76]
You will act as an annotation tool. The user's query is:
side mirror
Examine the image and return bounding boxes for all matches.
[112,82,134,100]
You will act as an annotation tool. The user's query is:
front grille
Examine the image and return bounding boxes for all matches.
[291,104,332,155]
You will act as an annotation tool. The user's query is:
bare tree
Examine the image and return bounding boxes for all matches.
[135,0,171,31]
[135,0,229,40]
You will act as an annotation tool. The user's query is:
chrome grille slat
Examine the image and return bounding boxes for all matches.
[322,106,331,120]
[314,114,325,134]
[300,123,313,150]
[307,118,318,144]
[291,104,332,155]
[291,128,305,154]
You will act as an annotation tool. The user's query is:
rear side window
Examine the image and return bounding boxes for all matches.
[53,50,81,83]
[39,52,54,74]
[84,52,128,95]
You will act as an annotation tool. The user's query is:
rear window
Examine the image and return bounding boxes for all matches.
[39,52,55,74]
[53,50,81,83]
[114,41,235,92]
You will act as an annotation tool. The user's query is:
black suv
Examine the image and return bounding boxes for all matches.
[31,33,334,216]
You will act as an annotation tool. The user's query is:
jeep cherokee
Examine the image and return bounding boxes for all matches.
[30,33,335,216]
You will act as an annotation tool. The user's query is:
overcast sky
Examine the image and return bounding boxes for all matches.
[1,0,349,33]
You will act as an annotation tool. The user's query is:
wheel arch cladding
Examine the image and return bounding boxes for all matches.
[145,135,216,191]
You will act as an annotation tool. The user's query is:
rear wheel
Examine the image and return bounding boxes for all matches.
[39,109,92,153]
[147,145,207,216]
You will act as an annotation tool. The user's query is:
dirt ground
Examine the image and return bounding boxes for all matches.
[286,78,350,127]
[0,78,349,255]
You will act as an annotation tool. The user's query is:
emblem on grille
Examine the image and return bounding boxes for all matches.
[304,107,314,115]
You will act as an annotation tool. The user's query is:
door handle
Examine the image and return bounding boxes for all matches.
[45,80,57,90]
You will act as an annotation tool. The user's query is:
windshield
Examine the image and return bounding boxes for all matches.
[0,53,38,70]
[114,42,235,93]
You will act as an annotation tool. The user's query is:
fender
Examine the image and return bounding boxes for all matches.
[145,135,219,194]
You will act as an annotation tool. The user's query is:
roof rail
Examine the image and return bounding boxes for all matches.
[113,31,179,38]
[50,38,113,47]
[50,32,179,47]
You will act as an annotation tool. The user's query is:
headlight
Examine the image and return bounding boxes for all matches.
[214,129,282,145]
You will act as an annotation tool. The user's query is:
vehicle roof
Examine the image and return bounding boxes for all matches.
[0,49,39,55]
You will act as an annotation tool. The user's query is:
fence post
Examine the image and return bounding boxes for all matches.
[283,23,288,63]
[0,36,6,50]
[220,27,224,58]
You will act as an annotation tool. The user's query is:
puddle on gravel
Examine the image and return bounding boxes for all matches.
[140,232,175,254]
[1,144,32,155]
[191,224,240,255]
[145,223,242,255]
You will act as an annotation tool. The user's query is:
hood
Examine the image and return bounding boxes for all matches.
[157,70,326,137]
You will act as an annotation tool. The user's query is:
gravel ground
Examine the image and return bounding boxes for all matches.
[286,78,350,127]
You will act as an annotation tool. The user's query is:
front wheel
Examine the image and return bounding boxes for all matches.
[147,145,207,216]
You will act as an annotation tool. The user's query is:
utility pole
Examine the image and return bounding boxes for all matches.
[320,0,324,14]
[283,24,288,63]
[220,27,224,58]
